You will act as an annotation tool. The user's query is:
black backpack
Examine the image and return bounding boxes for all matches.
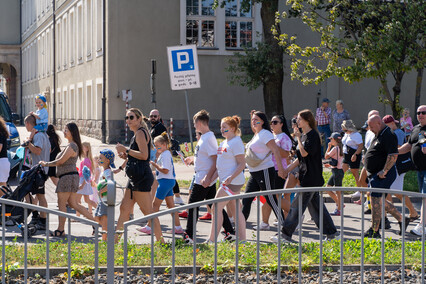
[170,139,181,156]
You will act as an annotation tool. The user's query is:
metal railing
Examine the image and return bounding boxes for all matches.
[0,198,101,284]
[123,187,426,284]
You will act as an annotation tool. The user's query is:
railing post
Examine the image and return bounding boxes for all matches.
[106,180,117,284]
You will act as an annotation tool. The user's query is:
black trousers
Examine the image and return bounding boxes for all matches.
[185,183,234,239]
[242,167,286,226]
[281,191,337,238]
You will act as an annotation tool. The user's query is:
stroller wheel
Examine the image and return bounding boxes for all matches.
[21,224,37,238]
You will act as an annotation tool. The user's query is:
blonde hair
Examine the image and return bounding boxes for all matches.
[82,142,95,173]
[221,115,242,136]
[154,132,171,149]
[128,107,149,130]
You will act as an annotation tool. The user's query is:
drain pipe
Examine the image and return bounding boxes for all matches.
[101,0,106,143]
[52,0,56,124]
[19,0,22,121]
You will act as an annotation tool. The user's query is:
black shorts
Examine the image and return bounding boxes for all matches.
[31,185,45,195]
[343,147,361,169]
[275,171,286,189]
[127,164,154,193]
[48,166,56,177]
[327,168,344,186]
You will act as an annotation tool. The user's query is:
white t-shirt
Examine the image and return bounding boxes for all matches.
[342,132,363,153]
[194,131,218,185]
[156,150,175,180]
[246,129,275,172]
[365,130,375,149]
[217,136,245,185]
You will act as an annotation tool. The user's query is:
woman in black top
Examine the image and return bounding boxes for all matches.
[115,108,163,242]
[272,109,338,243]
[0,116,10,187]
[46,124,61,186]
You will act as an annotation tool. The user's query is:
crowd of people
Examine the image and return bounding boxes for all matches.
[0,94,425,244]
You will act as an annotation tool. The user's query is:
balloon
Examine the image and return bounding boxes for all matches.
[15,147,25,159]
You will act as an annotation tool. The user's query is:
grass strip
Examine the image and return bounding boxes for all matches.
[1,238,424,268]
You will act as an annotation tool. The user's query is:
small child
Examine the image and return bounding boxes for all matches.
[94,149,115,241]
[400,108,414,141]
[325,132,345,216]
[89,155,101,205]
[27,95,48,142]
[76,142,97,217]
[138,132,183,235]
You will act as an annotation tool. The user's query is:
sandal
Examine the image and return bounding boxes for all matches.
[409,215,420,222]
[50,230,65,237]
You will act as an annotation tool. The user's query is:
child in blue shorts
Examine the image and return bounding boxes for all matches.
[27,95,48,143]
[143,132,183,235]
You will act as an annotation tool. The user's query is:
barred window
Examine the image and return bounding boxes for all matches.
[186,0,216,48]
[225,0,253,49]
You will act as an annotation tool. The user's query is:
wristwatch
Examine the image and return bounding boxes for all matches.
[126,148,130,154]
[119,166,123,171]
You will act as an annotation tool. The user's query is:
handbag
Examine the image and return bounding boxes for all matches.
[125,159,146,180]
[396,152,416,175]
[245,146,271,168]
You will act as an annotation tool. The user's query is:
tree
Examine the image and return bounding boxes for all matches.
[275,0,425,118]
[216,0,285,118]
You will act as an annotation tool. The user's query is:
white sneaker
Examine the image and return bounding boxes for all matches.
[253,221,270,230]
[270,234,292,244]
[351,191,361,199]
[174,197,185,205]
[410,224,425,236]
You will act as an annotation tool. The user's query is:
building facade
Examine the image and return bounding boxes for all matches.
[0,0,424,143]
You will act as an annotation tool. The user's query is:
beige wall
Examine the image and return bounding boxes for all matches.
[0,0,20,45]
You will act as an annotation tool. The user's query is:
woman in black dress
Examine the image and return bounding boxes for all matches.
[46,124,61,186]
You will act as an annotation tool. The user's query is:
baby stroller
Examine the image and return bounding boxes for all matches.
[0,164,48,238]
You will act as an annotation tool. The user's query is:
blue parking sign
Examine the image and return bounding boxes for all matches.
[171,49,194,72]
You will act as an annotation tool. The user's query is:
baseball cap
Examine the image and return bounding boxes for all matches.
[361,120,369,130]
[329,132,342,140]
[322,98,330,103]
[100,149,116,168]
[383,115,399,124]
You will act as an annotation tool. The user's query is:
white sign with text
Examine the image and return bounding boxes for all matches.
[167,45,201,90]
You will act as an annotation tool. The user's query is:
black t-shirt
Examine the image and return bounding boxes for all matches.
[364,126,398,175]
[296,129,324,187]
[150,122,167,139]
[408,124,426,170]
[49,136,61,162]
[0,134,7,158]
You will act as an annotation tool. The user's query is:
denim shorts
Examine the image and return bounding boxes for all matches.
[368,166,397,197]
[418,170,426,194]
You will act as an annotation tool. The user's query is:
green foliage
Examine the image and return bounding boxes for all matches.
[70,264,94,279]
[226,41,285,91]
[0,262,19,275]
[275,0,426,117]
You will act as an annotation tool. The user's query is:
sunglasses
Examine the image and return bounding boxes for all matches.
[150,115,158,118]
[125,115,135,120]
[417,111,426,115]
[270,121,280,125]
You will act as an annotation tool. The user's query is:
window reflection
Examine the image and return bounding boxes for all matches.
[201,0,214,16]
[201,20,215,47]
[186,0,199,15]
[225,21,237,48]
[186,20,199,45]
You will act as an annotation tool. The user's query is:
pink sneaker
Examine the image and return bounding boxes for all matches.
[137,225,151,235]
[166,227,184,234]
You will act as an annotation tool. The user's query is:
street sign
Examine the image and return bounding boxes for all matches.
[167,45,201,90]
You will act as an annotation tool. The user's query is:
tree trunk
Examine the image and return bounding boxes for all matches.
[414,68,424,124]
[391,76,403,119]
[261,0,284,118]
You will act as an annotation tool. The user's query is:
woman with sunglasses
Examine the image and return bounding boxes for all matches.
[272,109,338,243]
[115,108,163,242]
[242,110,286,227]
[255,115,294,230]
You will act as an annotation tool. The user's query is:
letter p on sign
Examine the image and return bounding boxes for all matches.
[171,49,194,72]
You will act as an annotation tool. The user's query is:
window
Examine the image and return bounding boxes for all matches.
[225,0,253,48]
[86,81,92,119]
[86,0,93,60]
[77,84,83,119]
[57,88,62,118]
[63,15,68,69]
[56,19,61,71]
[182,0,259,54]
[77,2,83,63]
[96,78,102,120]
[186,0,216,48]
[69,8,76,66]
[68,86,73,119]
[95,0,103,56]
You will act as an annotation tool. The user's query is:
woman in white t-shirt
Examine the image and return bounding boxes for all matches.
[341,120,363,187]
[242,110,286,226]
[207,116,246,243]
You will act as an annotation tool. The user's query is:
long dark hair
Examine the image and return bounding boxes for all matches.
[0,117,9,139]
[65,122,83,158]
[251,110,271,132]
[46,124,61,150]
[273,115,295,145]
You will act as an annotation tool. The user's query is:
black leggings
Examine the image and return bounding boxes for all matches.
[242,167,285,226]
[173,181,180,194]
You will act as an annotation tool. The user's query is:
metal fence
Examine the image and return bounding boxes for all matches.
[1,186,425,284]
[0,198,101,284]
[123,187,426,284]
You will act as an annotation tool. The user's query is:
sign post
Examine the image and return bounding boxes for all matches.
[167,45,201,153]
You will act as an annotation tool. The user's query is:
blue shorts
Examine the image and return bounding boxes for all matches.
[155,179,175,200]
[418,170,426,194]
[95,201,107,217]
[368,166,397,197]
[34,123,48,132]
